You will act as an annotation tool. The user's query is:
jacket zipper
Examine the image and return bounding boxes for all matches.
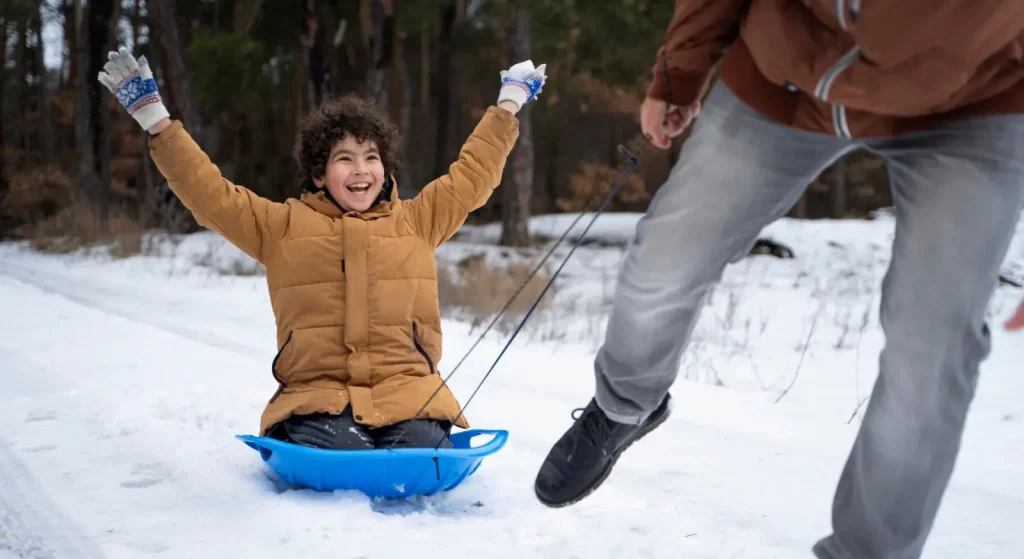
[814,46,860,139]
[412,322,436,374]
[268,331,293,403]
[834,0,850,30]
[818,0,862,139]
[835,0,860,30]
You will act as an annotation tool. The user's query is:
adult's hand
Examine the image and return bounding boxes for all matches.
[640,96,700,149]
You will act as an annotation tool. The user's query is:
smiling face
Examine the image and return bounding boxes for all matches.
[313,135,386,212]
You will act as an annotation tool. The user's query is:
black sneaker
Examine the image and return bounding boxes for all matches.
[534,394,672,507]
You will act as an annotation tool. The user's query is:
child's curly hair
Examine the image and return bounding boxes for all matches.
[294,94,401,193]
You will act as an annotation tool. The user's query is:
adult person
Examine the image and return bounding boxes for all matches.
[534,2,1024,558]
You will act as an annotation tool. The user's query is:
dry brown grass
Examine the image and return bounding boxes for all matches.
[22,203,148,257]
[1,165,76,228]
[557,161,651,214]
[437,252,558,335]
[2,163,149,257]
[191,241,266,276]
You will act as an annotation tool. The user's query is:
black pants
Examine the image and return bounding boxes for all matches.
[269,407,453,450]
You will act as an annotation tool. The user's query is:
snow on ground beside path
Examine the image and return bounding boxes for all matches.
[1,212,1022,558]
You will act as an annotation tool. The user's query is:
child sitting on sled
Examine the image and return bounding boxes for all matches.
[97,46,545,450]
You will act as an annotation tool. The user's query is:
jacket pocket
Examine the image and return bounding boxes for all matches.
[268,331,294,403]
[412,322,435,374]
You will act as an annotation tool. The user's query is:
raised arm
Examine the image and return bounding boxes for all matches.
[98,47,285,263]
[405,61,543,247]
[147,120,285,263]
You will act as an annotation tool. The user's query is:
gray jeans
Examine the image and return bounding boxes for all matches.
[594,81,1024,559]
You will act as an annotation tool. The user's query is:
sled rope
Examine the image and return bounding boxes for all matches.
[433,145,648,450]
[393,140,649,454]
[419,141,644,401]
[401,52,675,456]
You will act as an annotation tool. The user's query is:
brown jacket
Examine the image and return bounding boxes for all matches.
[649,0,1024,138]
[149,107,520,436]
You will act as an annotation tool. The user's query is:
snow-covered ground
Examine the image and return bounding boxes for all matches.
[1,212,1022,559]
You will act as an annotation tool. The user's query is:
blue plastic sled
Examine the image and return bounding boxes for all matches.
[236,429,507,499]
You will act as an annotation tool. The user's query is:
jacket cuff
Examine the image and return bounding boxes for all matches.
[148,119,185,146]
[647,66,715,108]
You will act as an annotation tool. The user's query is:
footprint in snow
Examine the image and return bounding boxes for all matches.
[22,445,57,454]
[24,409,58,423]
[125,540,171,554]
[121,462,173,489]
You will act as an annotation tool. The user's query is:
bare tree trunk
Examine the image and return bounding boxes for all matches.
[367,0,394,111]
[61,0,74,89]
[147,0,204,146]
[132,0,154,210]
[359,0,373,62]
[324,14,348,97]
[387,11,404,122]
[500,9,532,247]
[73,0,93,209]
[98,0,119,212]
[433,0,462,179]
[231,0,257,191]
[397,35,413,193]
[262,106,286,200]
[74,0,116,223]
[290,16,308,147]
[419,21,430,108]
[0,19,8,226]
[303,1,325,108]
[130,0,142,47]
[13,17,28,150]
[540,112,559,214]
[360,0,377,98]
[792,194,807,219]
[832,156,848,218]
[35,5,56,164]
[385,4,412,193]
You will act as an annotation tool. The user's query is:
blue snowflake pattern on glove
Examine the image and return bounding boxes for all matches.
[114,75,162,114]
[497,61,546,113]
[500,75,544,105]
[98,47,170,131]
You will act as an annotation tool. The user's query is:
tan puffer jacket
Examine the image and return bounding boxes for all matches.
[149,107,520,436]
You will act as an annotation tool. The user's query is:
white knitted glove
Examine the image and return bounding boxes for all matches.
[97,47,170,131]
[498,60,547,114]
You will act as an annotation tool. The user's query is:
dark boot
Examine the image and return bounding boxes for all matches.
[372,419,453,449]
[269,409,375,450]
[534,394,671,507]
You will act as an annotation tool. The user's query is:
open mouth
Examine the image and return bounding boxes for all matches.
[346,182,372,195]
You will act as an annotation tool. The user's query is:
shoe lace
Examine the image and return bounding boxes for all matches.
[543,405,612,480]
[574,405,612,448]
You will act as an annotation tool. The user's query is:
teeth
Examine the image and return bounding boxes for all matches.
[347,183,371,193]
